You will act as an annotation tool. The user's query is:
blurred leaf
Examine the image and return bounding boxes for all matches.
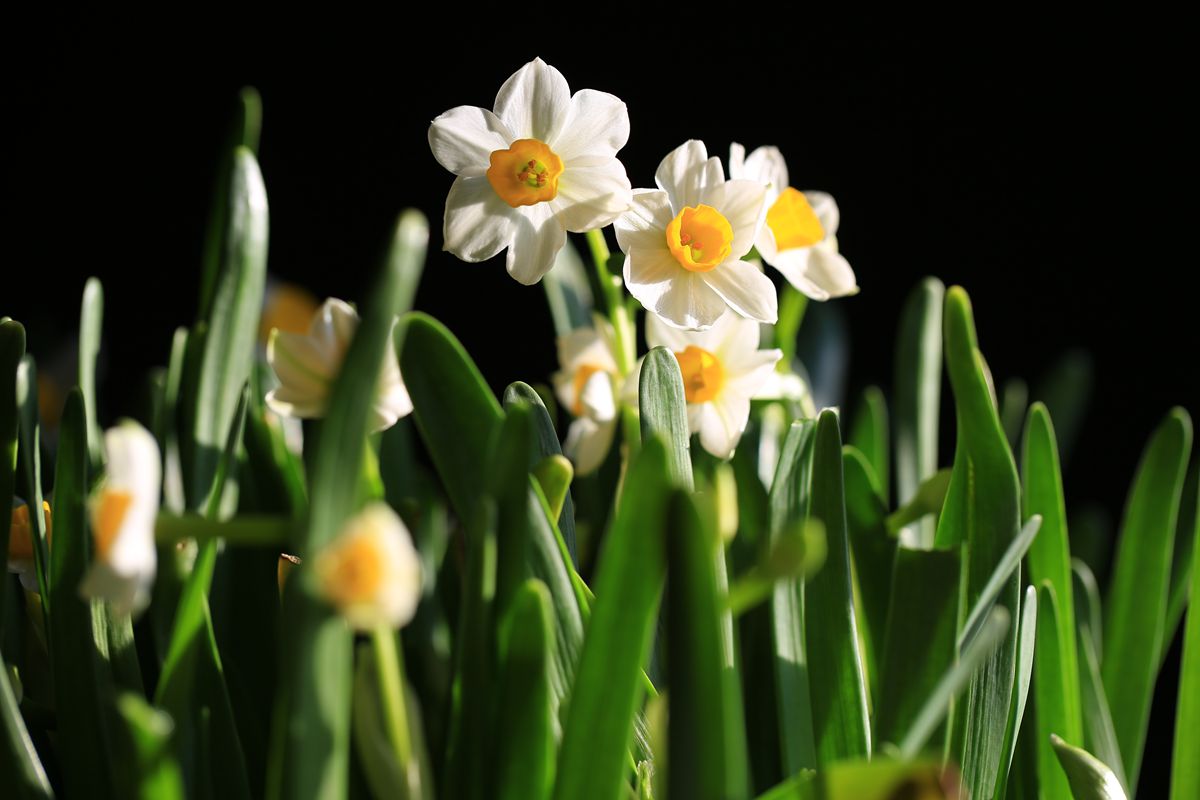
[1073,559,1104,663]
[775,285,807,365]
[1033,349,1093,469]
[998,377,1027,455]
[893,277,943,549]
[115,693,186,800]
[884,468,951,536]
[1170,483,1200,800]
[726,520,826,617]
[1070,504,1113,588]
[532,455,572,524]
[496,580,556,800]
[15,357,50,604]
[842,445,893,698]
[554,438,671,800]
[541,238,594,337]
[1,621,52,798]
[1034,582,1082,800]
[1164,461,1198,665]
[873,546,959,749]
[0,319,25,630]
[995,584,1036,800]
[268,211,428,800]
[848,386,888,503]
[1051,736,1128,800]
[352,640,434,800]
[79,276,105,470]
[1078,620,1128,794]
[639,347,694,491]
[1102,407,1192,787]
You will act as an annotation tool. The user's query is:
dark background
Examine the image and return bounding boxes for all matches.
[9,13,1196,795]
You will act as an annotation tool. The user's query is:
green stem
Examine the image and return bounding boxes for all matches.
[776,285,809,366]
[372,626,413,778]
[585,229,634,374]
[154,513,292,546]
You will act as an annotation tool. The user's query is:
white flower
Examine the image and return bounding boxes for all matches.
[429,58,633,285]
[314,502,422,631]
[729,143,858,300]
[645,312,782,459]
[80,421,161,617]
[552,315,622,475]
[614,140,776,330]
[266,298,412,434]
[7,499,50,592]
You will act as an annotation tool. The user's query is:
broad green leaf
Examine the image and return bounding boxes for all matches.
[873,546,959,749]
[541,238,594,337]
[767,420,819,774]
[181,146,268,512]
[554,438,671,800]
[1034,582,1082,800]
[0,319,25,630]
[893,277,943,549]
[940,286,1022,800]
[497,580,556,800]
[15,357,50,604]
[639,347,694,491]
[1078,622,1128,794]
[666,491,748,800]
[1051,736,1128,800]
[1021,403,1081,736]
[49,389,116,799]
[1170,483,1200,800]
[491,403,537,621]
[842,445,893,700]
[1164,462,1198,665]
[848,386,888,502]
[268,211,428,800]
[957,516,1042,652]
[79,276,105,470]
[1,627,52,798]
[1102,407,1192,787]
[994,585,1037,800]
[115,693,186,800]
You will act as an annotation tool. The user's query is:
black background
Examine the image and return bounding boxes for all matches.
[8,12,1196,795]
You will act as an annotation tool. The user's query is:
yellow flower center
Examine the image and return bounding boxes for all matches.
[318,532,385,609]
[666,205,734,272]
[9,501,51,561]
[486,139,564,207]
[94,491,134,560]
[675,346,725,403]
[766,187,825,251]
[571,364,604,416]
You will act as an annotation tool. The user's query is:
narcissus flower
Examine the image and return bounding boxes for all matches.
[266,298,412,434]
[646,312,782,459]
[615,140,775,330]
[429,58,633,285]
[729,143,858,300]
[552,316,622,475]
[314,502,422,630]
[8,500,51,591]
[80,421,161,617]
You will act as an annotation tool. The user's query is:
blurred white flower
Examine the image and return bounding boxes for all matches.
[429,57,633,285]
[552,315,622,475]
[615,140,775,330]
[266,298,412,434]
[80,421,161,617]
[314,502,422,631]
[729,143,858,301]
[646,313,782,459]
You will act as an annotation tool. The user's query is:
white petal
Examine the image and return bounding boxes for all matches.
[771,245,859,301]
[703,179,767,258]
[428,105,512,177]
[554,160,632,232]
[80,560,153,617]
[728,142,746,179]
[443,176,517,263]
[104,422,161,514]
[709,313,764,365]
[266,386,327,420]
[579,370,616,422]
[623,247,727,330]
[563,417,616,476]
[320,298,360,351]
[726,351,784,397]
[506,203,566,285]
[614,190,673,253]
[696,393,751,460]
[701,259,779,324]
[644,312,695,353]
[743,146,789,198]
[553,89,630,165]
[655,140,724,211]
[805,191,840,237]
[493,58,570,143]
[369,373,413,434]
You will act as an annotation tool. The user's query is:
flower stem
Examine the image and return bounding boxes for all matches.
[372,626,414,779]
[154,513,292,546]
[585,229,635,374]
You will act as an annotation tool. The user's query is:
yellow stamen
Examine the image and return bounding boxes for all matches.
[675,345,725,403]
[94,491,134,560]
[487,139,564,207]
[766,187,825,251]
[317,532,386,608]
[666,204,734,272]
[9,501,51,561]
[570,364,604,416]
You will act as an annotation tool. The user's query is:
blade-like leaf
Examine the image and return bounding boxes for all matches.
[541,237,594,337]
[0,662,53,799]
[1078,622,1128,794]
[1051,736,1128,800]
[0,319,25,630]
[1164,462,1198,665]
[994,584,1037,800]
[115,693,186,800]
[1170,484,1200,800]
[1102,407,1192,787]
[848,386,888,503]
[1035,582,1083,800]
[15,357,50,604]
[497,580,556,800]
[842,445,893,700]
[999,377,1028,455]
[639,347,694,491]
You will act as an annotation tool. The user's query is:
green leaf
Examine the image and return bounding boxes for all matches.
[639,347,694,491]
[1073,559,1104,663]
[1021,403,1081,737]
[873,546,960,749]
[766,420,819,774]
[0,319,25,631]
[1051,736,1128,800]
[1078,619,1128,794]
[666,491,749,800]
[940,286,1023,800]
[999,377,1028,455]
[181,146,268,512]
[1164,462,1198,665]
[115,693,186,800]
[79,276,105,470]
[884,468,951,536]
[957,515,1042,652]
[1,654,53,798]
[497,580,556,800]
[1102,407,1192,787]
[268,211,429,800]
[893,277,943,549]
[15,356,50,605]
[532,456,572,524]
[554,438,671,800]
[49,389,117,799]
[1034,582,1082,800]
[1000,584,1038,792]
[352,641,434,800]
[1034,350,1093,469]
[1170,483,1200,800]
[541,238,594,337]
[848,386,888,503]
